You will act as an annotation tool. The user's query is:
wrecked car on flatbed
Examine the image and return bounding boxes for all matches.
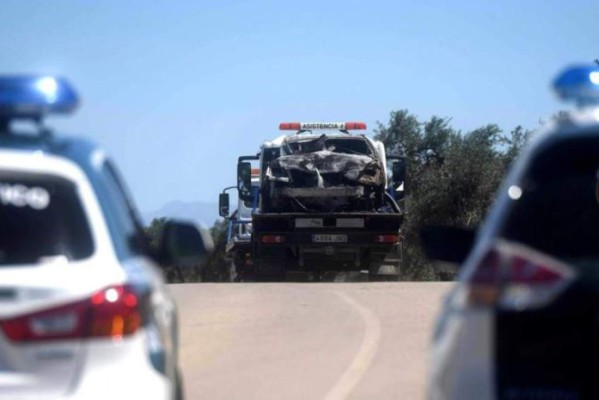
[233,122,406,281]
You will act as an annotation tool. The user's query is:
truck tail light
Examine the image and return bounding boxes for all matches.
[1,285,142,342]
[466,241,575,310]
[374,234,400,244]
[261,235,286,244]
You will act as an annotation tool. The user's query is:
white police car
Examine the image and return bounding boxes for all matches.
[424,64,599,399]
[0,76,211,399]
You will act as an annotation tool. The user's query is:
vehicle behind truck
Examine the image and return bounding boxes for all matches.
[233,122,406,281]
[219,168,260,281]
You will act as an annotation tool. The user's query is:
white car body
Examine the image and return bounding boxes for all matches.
[0,146,179,400]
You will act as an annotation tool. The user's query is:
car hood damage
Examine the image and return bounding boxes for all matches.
[265,150,388,212]
[268,150,384,187]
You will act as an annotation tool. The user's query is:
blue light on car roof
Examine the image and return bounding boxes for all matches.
[553,65,599,106]
[0,75,79,119]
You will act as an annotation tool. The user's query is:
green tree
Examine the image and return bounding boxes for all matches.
[375,110,532,279]
[200,219,231,282]
[145,217,167,249]
[143,217,189,282]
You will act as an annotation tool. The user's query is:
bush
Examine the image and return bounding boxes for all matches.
[375,110,531,279]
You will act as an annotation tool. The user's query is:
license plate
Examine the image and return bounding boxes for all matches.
[296,218,323,228]
[312,234,348,243]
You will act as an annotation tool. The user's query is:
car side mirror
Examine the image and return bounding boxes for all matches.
[420,225,475,266]
[158,220,214,268]
[237,161,253,202]
[219,193,230,218]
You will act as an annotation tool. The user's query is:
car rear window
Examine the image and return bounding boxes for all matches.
[500,134,599,261]
[325,138,372,155]
[0,172,94,265]
[286,136,372,156]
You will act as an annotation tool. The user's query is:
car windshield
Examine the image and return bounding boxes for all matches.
[500,135,599,262]
[0,172,94,265]
[285,136,372,156]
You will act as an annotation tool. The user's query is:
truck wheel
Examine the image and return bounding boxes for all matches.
[256,261,286,282]
[368,263,381,282]
[313,273,321,282]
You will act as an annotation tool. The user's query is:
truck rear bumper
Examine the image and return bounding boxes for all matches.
[252,213,404,277]
[254,239,402,274]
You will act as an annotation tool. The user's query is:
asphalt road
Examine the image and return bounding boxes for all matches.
[171,282,451,400]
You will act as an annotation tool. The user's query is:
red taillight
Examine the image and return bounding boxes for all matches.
[467,242,575,309]
[261,235,285,244]
[0,285,142,342]
[88,285,141,338]
[1,300,89,342]
[373,234,400,244]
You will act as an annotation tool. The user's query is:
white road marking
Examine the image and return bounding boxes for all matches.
[324,291,382,400]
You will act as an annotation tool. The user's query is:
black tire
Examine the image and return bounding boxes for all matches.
[255,260,286,282]
[313,271,321,282]
[368,264,380,282]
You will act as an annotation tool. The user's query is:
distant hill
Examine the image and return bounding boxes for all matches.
[142,200,220,227]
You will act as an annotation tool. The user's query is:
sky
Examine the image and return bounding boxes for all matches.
[1,0,598,212]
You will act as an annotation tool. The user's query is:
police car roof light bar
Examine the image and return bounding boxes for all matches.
[279,122,367,131]
[0,75,80,123]
[553,64,599,107]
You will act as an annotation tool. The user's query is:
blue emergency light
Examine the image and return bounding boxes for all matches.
[553,64,599,106]
[0,75,79,119]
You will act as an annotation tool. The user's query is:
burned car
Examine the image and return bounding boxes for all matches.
[264,134,389,213]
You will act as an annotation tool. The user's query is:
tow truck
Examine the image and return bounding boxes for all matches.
[221,122,406,281]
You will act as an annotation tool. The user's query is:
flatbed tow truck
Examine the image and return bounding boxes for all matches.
[222,122,406,281]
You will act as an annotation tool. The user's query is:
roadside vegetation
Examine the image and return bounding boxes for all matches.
[374,110,531,279]
[146,109,532,282]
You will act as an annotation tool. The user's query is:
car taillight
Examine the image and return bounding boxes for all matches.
[373,234,400,244]
[88,285,142,338]
[262,235,285,244]
[466,241,575,310]
[0,285,143,342]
